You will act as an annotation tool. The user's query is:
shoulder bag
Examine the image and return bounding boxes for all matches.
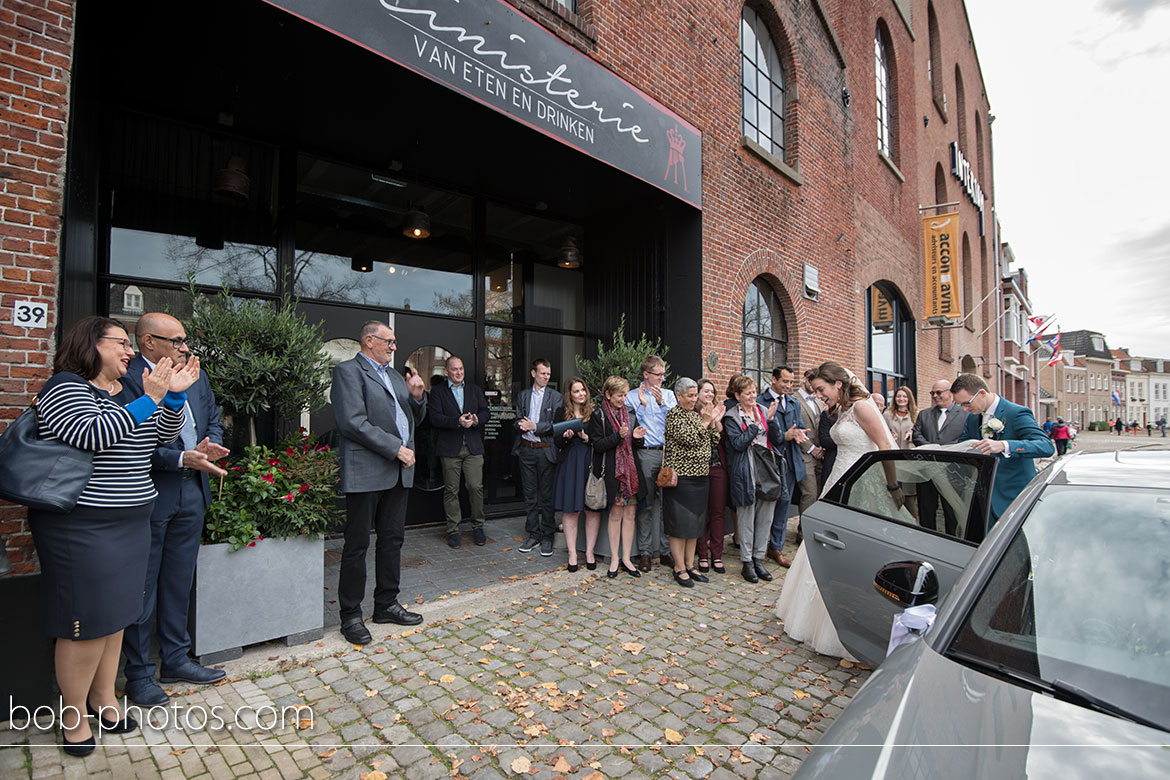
[749,405,786,501]
[656,415,677,488]
[0,392,96,513]
[584,414,608,510]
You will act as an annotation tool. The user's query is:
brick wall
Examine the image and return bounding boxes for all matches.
[0,0,73,575]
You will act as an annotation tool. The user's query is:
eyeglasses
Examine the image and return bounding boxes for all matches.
[647,371,665,377]
[929,390,947,396]
[150,333,190,348]
[369,334,397,346]
[99,336,133,349]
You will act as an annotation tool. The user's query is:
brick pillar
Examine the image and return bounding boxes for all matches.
[0,0,75,575]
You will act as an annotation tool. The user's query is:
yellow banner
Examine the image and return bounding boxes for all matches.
[922,211,961,320]
[871,286,894,332]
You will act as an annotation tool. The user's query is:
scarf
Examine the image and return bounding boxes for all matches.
[605,400,639,497]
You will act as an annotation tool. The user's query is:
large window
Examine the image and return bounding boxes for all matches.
[875,25,894,159]
[742,277,788,390]
[866,282,916,400]
[740,5,787,160]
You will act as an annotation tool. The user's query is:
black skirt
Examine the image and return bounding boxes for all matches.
[663,476,709,539]
[28,502,153,640]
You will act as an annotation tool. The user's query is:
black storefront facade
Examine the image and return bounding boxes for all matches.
[60,0,703,524]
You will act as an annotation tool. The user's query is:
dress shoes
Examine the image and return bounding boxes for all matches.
[766,547,793,567]
[567,561,579,573]
[159,661,226,685]
[711,560,726,574]
[659,553,674,568]
[585,558,597,571]
[620,561,641,578]
[687,569,709,583]
[518,536,539,553]
[61,732,95,757]
[341,618,373,645]
[447,532,461,548]
[373,603,424,626]
[124,677,170,706]
[741,562,759,583]
[473,527,487,546]
[637,554,652,572]
[672,569,694,588]
[753,560,774,582]
[88,702,138,734]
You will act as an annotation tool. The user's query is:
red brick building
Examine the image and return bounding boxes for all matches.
[1,0,1003,568]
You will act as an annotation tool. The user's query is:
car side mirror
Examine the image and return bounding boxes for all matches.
[874,561,938,607]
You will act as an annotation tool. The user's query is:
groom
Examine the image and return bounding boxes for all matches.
[951,374,1054,529]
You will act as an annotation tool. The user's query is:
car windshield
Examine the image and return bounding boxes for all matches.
[948,485,1170,730]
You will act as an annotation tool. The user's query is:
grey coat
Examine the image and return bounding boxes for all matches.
[911,403,969,446]
[331,356,427,494]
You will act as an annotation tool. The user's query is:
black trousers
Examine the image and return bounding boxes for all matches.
[517,444,556,540]
[917,480,958,537]
[339,485,408,621]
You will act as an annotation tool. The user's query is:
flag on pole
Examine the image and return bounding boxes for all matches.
[1112,390,1122,405]
[1045,331,1063,367]
[1026,314,1056,343]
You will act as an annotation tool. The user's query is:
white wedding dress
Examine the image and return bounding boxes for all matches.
[775,398,902,661]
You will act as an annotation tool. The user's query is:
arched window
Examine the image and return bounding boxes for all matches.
[875,24,894,159]
[934,163,948,204]
[867,282,916,400]
[740,6,787,160]
[742,277,788,390]
[955,64,967,153]
[975,112,986,184]
[927,2,943,110]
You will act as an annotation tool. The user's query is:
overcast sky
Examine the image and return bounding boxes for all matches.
[964,0,1170,357]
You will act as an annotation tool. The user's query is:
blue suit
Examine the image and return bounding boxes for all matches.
[115,354,223,679]
[959,396,1054,526]
[759,388,807,552]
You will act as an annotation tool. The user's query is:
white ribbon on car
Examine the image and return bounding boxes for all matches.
[886,604,937,657]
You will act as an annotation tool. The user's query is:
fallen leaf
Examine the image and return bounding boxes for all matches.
[510,756,532,774]
[673,682,690,691]
[361,772,388,780]
[169,749,186,756]
[793,690,812,700]
[318,748,338,758]
[749,732,767,743]
[440,675,456,684]
[601,728,616,737]
[365,689,378,697]
[620,641,645,655]
[664,728,683,744]
[552,756,572,773]
[583,773,605,780]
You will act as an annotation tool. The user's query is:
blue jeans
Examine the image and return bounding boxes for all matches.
[768,481,794,552]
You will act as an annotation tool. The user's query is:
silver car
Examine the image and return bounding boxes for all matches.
[791,449,1170,779]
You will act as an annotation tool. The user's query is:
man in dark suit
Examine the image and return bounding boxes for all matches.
[759,366,808,568]
[332,321,427,645]
[953,373,1054,529]
[513,358,562,558]
[911,379,970,535]
[116,313,230,706]
[429,355,491,548]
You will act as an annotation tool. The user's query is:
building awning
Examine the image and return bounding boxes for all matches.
[263,0,702,208]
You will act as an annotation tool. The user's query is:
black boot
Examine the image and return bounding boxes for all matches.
[754,559,773,581]
[741,562,759,583]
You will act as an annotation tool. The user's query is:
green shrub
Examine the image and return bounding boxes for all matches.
[574,314,670,399]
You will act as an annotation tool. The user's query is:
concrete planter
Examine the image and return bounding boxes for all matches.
[190,536,324,664]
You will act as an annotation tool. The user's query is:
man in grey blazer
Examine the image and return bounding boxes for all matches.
[513,358,562,557]
[332,321,426,645]
[911,378,970,535]
[793,369,825,524]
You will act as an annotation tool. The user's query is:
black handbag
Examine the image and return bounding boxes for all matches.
[0,397,95,513]
[751,442,786,502]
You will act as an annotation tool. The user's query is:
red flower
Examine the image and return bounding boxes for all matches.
[262,472,275,483]
[279,465,288,473]
[298,484,311,494]
[267,458,281,467]
[231,466,243,472]
[282,493,295,502]
[247,541,256,547]
[315,444,330,452]
[286,447,297,456]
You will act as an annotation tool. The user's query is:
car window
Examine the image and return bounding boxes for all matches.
[948,486,1170,730]
[837,456,984,544]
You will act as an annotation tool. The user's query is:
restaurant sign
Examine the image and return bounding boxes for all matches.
[263,0,702,208]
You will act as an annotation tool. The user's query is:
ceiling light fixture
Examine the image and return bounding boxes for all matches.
[403,205,430,239]
[557,237,582,269]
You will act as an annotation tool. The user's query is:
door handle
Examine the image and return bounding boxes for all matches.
[812,531,846,550]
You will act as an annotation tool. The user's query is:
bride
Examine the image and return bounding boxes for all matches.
[774,361,906,661]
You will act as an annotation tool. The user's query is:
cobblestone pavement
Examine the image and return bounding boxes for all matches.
[1,550,868,780]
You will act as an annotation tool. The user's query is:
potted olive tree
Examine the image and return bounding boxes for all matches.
[186,285,337,663]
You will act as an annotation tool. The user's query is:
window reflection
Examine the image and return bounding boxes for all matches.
[485,201,583,329]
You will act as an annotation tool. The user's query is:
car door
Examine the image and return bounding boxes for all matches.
[800,450,997,667]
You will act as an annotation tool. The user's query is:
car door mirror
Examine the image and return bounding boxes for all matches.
[874,561,939,607]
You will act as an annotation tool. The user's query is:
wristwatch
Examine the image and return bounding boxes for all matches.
[886,484,901,492]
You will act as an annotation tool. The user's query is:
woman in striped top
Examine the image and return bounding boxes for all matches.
[29,316,197,755]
